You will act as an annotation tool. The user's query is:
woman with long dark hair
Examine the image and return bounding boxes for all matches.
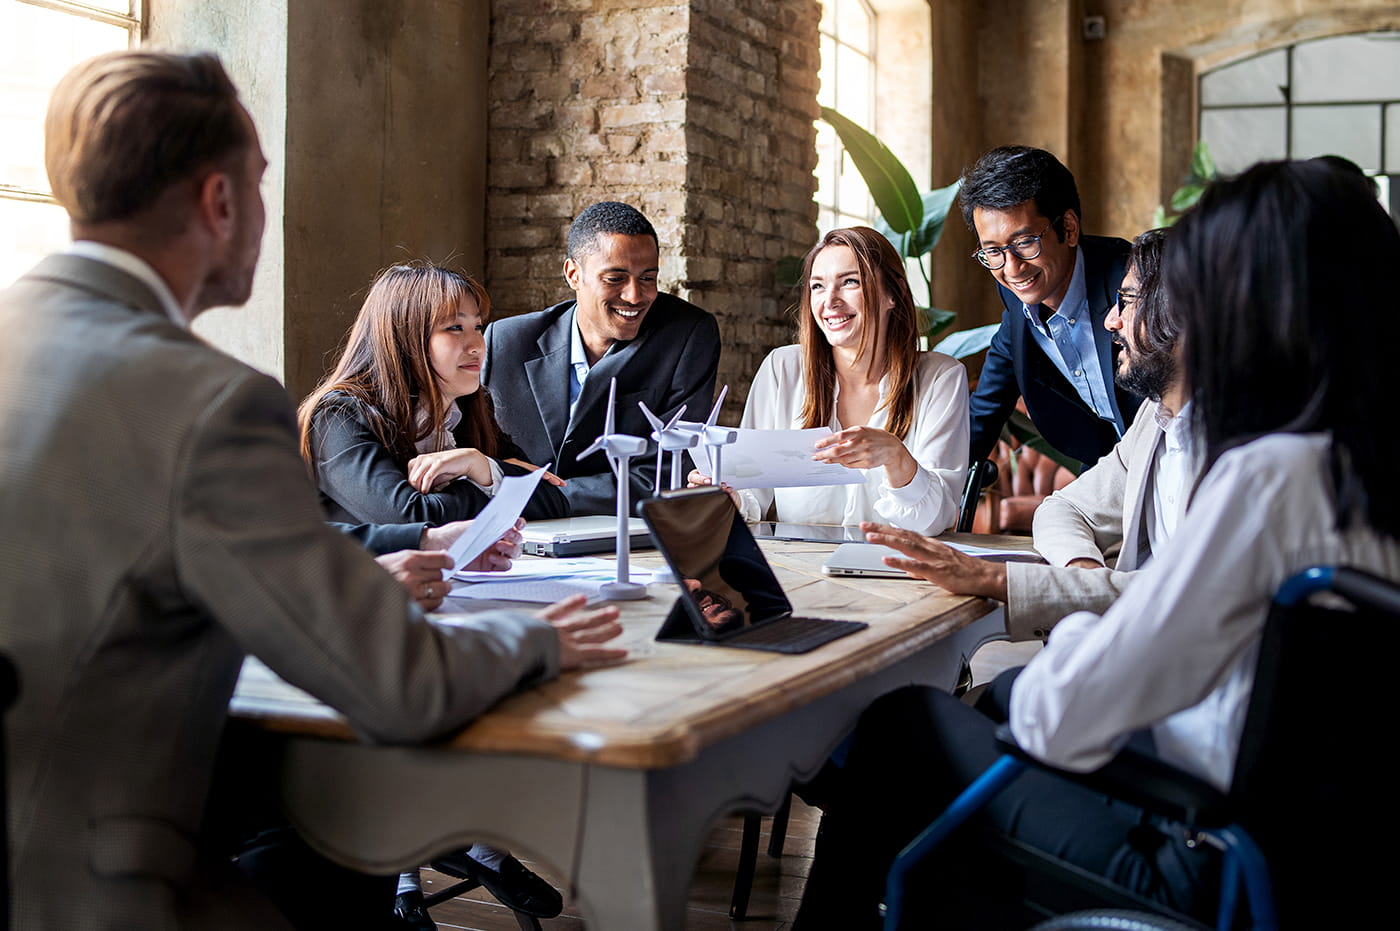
[791,160,1400,927]
[695,226,968,533]
[298,262,566,526]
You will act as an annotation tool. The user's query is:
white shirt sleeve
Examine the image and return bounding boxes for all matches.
[871,354,968,535]
[1008,435,1379,789]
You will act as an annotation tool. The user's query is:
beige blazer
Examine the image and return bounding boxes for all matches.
[0,256,560,930]
[1004,399,1165,640]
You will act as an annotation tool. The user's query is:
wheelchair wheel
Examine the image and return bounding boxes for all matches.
[1027,909,1203,931]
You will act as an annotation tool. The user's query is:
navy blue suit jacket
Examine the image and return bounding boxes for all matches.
[470,293,721,515]
[967,234,1138,469]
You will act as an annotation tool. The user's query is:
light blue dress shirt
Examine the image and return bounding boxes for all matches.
[1019,248,1121,433]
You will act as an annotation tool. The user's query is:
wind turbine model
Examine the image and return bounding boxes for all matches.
[577,377,649,600]
[637,401,699,585]
[679,385,739,487]
[638,402,698,495]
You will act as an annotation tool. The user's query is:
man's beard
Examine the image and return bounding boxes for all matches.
[1114,342,1177,402]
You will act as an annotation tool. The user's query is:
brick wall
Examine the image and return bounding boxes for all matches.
[486,0,820,421]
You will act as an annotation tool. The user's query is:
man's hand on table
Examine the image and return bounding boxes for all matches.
[536,595,628,671]
[860,522,1009,602]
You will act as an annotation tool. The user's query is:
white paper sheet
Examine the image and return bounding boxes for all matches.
[442,466,549,576]
[687,427,864,490]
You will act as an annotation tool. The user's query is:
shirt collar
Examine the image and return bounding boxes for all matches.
[569,307,589,370]
[65,241,187,328]
[1155,400,1195,453]
[1018,246,1086,323]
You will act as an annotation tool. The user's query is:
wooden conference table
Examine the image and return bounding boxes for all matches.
[229,533,1029,929]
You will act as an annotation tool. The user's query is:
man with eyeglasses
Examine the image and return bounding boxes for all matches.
[862,229,1193,648]
[959,146,1138,470]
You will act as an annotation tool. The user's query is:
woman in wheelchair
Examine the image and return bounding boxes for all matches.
[792,159,1400,929]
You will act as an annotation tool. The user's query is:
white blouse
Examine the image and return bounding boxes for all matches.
[735,345,969,534]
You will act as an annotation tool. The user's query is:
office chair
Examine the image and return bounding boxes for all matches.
[881,565,1398,931]
[1,653,18,931]
[730,794,793,919]
[956,460,999,533]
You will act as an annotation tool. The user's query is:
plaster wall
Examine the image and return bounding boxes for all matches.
[147,0,288,382]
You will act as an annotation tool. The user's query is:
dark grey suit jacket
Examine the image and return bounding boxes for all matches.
[469,293,721,515]
[0,255,561,930]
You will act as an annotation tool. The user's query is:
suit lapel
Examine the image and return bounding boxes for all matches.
[1118,405,1163,572]
[525,310,574,456]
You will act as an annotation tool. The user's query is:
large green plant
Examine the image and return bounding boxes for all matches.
[1152,140,1217,227]
[782,107,961,340]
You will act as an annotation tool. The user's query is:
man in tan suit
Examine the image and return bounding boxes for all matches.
[864,229,1192,641]
[0,51,623,930]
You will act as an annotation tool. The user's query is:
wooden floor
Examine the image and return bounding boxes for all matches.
[409,640,1041,930]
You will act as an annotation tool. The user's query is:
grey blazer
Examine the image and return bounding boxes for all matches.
[1004,399,1165,640]
[0,255,560,930]
[472,293,721,515]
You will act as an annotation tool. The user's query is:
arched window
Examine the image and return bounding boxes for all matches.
[1199,31,1400,218]
[815,0,877,233]
[0,0,143,287]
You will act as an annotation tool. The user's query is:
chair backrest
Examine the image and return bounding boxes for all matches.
[957,459,999,533]
[1228,567,1394,926]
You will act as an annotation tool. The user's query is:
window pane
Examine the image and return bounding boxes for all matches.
[818,33,836,108]
[837,150,870,220]
[1200,48,1287,107]
[1292,32,1400,104]
[86,0,136,13]
[1386,104,1400,174]
[1291,104,1381,172]
[1200,107,1287,174]
[0,3,133,194]
[835,0,871,55]
[835,42,871,126]
[0,196,71,287]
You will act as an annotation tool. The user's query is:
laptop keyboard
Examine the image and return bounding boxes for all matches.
[723,616,868,654]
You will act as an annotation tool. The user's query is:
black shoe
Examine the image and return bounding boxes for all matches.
[393,890,437,930]
[430,851,564,918]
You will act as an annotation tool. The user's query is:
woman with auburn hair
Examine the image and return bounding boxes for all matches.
[298,262,567,527]
[693,226,968,533]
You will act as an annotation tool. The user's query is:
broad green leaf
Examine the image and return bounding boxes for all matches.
[875,180,962,258]
[932,322,998,359]
[1190,140,1217,181]
[820,106,923,235]
[923,307,956,341]
[775,254,805,290]
[1151,205,1169,228]
[1170,182,1205,212]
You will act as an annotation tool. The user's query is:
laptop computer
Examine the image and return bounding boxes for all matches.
[821,542,912,579]
[638,488,868,654]
[519,516,653,557]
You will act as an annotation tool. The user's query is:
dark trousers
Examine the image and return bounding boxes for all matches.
[791,675,1217,930]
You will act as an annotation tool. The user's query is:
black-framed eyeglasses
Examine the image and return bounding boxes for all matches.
[972,216,1061,269]
[1115,288,1140,308]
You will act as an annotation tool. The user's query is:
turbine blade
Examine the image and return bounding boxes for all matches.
[705,385,728,426]
[577,438,605,461]
[664,404,688,430]
[605,377,617,436]
[638,401,664,433]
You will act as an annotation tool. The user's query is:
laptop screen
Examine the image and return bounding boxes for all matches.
[639,489,793,638]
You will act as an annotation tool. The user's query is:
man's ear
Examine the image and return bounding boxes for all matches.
[1061,208,1081,248]
[563,256,581,292]
[195,170,236,241]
